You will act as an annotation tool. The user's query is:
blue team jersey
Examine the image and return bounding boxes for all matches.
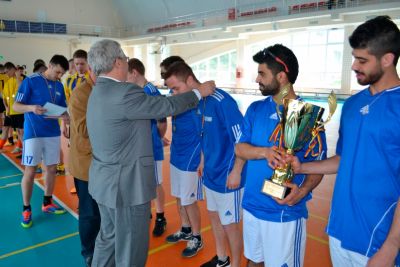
[239,96,327,222]
[15,73,67,140]
[198,89,244,193]
[143,82,164,161]
[327,86,400,264]
[170,109,201,171]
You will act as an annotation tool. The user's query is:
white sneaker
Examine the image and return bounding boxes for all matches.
[11,147,21,154]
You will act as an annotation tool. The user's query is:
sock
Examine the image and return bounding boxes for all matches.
[181,226,192,234]
[218,256,228,264]
[0,139,6,149]
[17,139,22,148]
[8,136,13,145]
[23,205,31,211]
[192,234,201,241]
[43,195,52,206]
[156,212,165,220]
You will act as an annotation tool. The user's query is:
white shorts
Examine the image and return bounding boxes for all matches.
[243,209,306,267]
[170,164,203,206]
[329,236,369,267]
[22,137,60,166]
[204,186,243,225]
[154,160,163,185]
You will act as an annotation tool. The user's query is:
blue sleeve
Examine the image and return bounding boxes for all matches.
[15,78,31,104]
[56,82,67,107]
[239,102,256,144]
[335,103,346,156]
[144,84,162,97]
[220,97,244,144]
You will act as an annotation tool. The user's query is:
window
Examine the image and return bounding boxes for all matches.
[191,50,237,86]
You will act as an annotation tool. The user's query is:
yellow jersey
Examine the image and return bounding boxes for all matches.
[64,71,90,103]
[0,73,9,97]
[3,76,23,115]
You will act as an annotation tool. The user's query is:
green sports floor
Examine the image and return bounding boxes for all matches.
[0,154,85,267]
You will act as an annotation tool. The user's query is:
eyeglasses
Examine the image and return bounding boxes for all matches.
[262,49,289,73]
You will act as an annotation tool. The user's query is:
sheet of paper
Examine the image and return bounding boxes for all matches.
[43,102,67,118]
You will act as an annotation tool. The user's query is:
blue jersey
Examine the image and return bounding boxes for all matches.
[15,73,67,140]
[198,89,244,193]
[327,86,400,264]
[239,96,327,222]
[143,82,164,161]
[170,109,201,171]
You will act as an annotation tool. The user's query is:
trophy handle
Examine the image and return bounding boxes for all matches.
[274,83,291,120]
[317,90,337,128]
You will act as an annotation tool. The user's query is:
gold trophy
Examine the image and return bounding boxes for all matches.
[262,91,337,199]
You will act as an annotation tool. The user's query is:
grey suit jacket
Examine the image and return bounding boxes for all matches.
[87,77,199,208]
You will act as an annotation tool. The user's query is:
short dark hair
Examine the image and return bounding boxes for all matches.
[349,16,400,65]
[4,62,16,71]
[73,49,88,60]
[160,55,185,69]
[49,55,69,71]
[253,44,299,84]
[164,61,199,83]
[34,59,45,67]
[128,58,145,75]
[33,63,47,73]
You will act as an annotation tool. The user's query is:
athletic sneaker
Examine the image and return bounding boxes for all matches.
[200,255,231,267]
[182,237,203,257]
[152,217,167,237]
[166,230,192,243]
[42,203,66,214]
[11,147,21,154]
[21,209,33,228]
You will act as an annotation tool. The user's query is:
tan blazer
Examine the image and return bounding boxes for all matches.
[68,79,93,181]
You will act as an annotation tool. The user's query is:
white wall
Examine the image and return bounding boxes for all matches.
[0,0,122,28]
[0,35,93,75]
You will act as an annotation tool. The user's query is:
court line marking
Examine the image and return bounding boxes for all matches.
[0,173,23,180]
[0,177,44,189]
[1,153,78,219]
[309,213,328,222]
[148,225,211,255]
[151,200,176,212]
[307,233,329,245]
[0,232,79,259]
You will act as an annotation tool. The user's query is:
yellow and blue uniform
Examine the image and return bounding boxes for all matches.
[64,71,90,103]
[3,76,23,115]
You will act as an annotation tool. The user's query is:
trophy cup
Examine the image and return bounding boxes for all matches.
[262,91,337,199]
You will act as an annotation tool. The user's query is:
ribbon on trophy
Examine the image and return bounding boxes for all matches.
[262,90,337,199]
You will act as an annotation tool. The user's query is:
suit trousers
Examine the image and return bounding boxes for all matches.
[91,201,151,267]
[74,178,101,260]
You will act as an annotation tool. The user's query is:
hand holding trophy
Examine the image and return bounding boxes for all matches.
[262,90,337,199]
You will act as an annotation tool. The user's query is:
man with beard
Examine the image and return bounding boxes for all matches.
[235,44,327,267]
[286,16,400,267]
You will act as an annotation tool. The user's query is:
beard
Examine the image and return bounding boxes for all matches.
[355,67,384,86]
[259,77,280,96]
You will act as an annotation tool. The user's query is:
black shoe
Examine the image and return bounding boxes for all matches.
[200,255,230,267]
[152,217,166,237]
[166,230,192,243]
[182,237,203,257]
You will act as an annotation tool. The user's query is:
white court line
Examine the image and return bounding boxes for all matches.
[1,153,78,219]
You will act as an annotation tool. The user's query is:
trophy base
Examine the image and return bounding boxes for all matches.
[261,179,291,200]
